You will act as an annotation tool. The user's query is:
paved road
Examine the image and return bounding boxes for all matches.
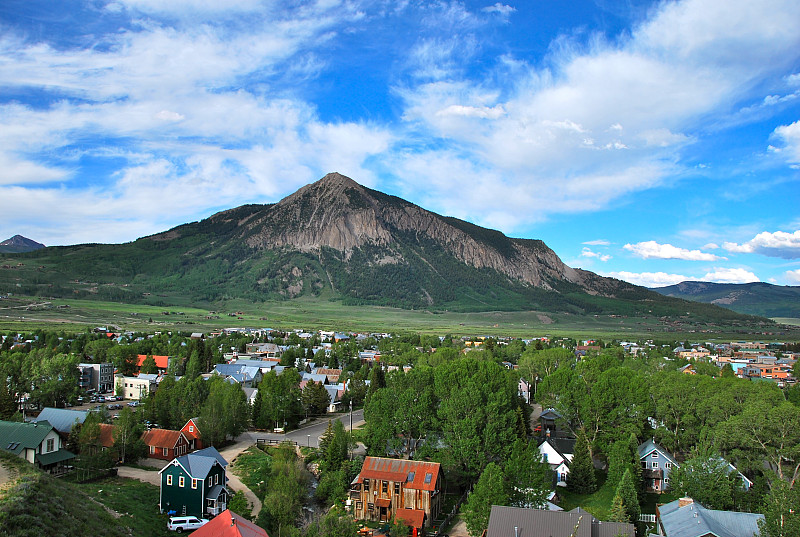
[251,409,364,448]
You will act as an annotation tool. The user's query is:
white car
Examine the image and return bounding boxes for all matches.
[167,516,209,533]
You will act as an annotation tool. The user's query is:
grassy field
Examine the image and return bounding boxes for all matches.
[0,451,168,537]
[1,294,798,341]
[230,446,272,501]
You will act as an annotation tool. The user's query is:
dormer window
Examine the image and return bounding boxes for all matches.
[407,472,415,482]
[424,473,433,484]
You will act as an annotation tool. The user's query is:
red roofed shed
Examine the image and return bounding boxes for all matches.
[142,428,190,460]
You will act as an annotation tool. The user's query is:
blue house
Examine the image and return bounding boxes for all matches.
[638,439,680,493]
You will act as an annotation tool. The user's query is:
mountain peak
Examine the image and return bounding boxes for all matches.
[0,235,45,253]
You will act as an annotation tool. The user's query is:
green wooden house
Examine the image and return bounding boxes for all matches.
[159,446,229,518]
[0,419,75,475]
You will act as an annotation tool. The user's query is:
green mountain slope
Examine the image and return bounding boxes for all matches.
[653,281,800,318]
[0,173,762,323]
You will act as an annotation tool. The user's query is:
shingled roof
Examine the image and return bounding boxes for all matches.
[358,457,441,492]
[160,446,228,479]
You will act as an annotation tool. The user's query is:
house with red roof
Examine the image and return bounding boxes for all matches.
[190,509,268,537]
[350,457,444,529]
[142,428,191,460]
[136,354,171,373]
[181,418,203,451]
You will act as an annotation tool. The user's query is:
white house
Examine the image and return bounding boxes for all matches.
[538,437,576,487]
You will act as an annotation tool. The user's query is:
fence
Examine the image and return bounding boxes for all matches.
[432,488,470,537]
[256,438,299,447]
[639,513,657,523]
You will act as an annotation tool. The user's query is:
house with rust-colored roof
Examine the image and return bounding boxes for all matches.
[136,354,171,373]
[191,509,268,537]
[181,418,203,451]
[350,457,444,529]
[142,428,191,460]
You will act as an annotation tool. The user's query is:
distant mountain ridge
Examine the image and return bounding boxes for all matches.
[653,281,800,318]
[0,173,759,322]
[0,235,45,253]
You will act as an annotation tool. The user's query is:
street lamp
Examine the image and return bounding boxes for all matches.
[307,434,311,448]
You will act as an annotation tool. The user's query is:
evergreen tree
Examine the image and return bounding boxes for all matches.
[367,365,386,398]
[758,479,800,537]
[607,439,633,490]
[504,438,551,508]
[0,380,17,420]
[614,468,640,524]
[567,430,596,494]
[463,463,508,537]
[609,491,629,523]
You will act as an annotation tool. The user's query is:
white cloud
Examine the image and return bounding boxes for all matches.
[580,247,611,262]
[393,0,800,232]
[607,267,759,287]
[785,269,800,284]
[703,242,720,249]
[482,3,516,16]
[724,230,800,259]
[701,267,759,283]
[624,240,724,261]
[771,120,800,164]
[583,239,610,246]
[436,104,506,119]
[605,271,690,287]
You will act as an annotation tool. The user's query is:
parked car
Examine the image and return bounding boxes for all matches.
[167,516,209,533]
[127,401,140,407]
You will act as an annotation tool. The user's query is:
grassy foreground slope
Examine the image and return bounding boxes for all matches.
[0,452,168,537]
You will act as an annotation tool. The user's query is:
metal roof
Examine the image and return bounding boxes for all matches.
[486,506,634,537]
[358,457,441,492]
[0,420,55,454]
[162,446,228,479]
[658,499,763,537]
[31,408,89,434]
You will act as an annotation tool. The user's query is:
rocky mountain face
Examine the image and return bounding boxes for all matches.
[0,235,45,253]
[1,173,754,319]
[183,173,606,293]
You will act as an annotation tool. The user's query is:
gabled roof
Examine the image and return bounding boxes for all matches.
[486,506,634,537]
[358,457,441,492]
[637,439,679,467]
[0,420,54,454]
[98,423,116,448]
[136,354,170,369]
[191,509,268,537]
[181,419,201,441]
[538,437,576,461]
[142,428,189,449]
[31,408,89,434]
[161,446,228,479]
[539,408,562,421]
[658,498,763,537]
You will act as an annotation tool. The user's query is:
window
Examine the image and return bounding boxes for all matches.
[666,462,672,469]
[208,476,213,487]
[424,473,432,484]
[652,462,659,468]
[189,426,194,432]
[46,438,54,452]
[192,479,198,489]
[407,472,415,483]
[179,476,185,487]
[382,481,388,494]
[163,448,168,456]
[150,446,156,454]
[652,452,658,458]
[167,475,173,485]
[394,482,400,495]
[363,479,370,491]
[356,501,362,511]
[215,474,219,485]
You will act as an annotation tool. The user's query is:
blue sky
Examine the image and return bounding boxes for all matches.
[1,0,799,288]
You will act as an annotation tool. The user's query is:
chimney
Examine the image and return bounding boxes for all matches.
[678,497,694,508]
[546,428,551,438]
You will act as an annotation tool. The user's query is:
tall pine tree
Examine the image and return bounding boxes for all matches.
[567,430,597,494]
[614,468,640,524]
